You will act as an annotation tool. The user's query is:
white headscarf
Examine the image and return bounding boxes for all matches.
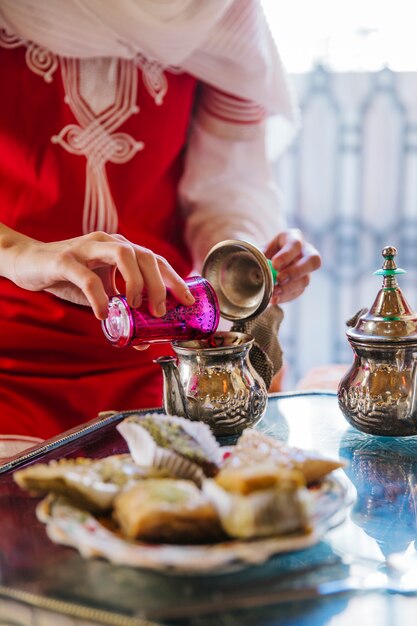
[0,0,296,119]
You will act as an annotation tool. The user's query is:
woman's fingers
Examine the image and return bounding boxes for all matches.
[272,274,310,304]
[94,265,118,297]
[157,256,195,306]
[105,239,195,314]
[264,229,321,304]
[75,238,181,316]
[47,256,110,319]
[77,238,195,317]
[77,239,144,305]
[266,229,306,273]
[133,249,166,316]
[273,243,321,287]
[103,235,145,306]
[12,231,196,320]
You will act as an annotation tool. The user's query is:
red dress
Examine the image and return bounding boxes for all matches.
[0,44,196,439]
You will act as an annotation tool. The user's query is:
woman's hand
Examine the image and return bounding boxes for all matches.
[264,229,321,304]
[1,227,194,320]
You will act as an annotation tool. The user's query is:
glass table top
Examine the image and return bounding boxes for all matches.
[1,391,417,626]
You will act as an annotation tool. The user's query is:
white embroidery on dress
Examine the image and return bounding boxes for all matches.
[52,57,144,232]
[0,28,58,82]
[0,28,173,233]
[135,53,168,106]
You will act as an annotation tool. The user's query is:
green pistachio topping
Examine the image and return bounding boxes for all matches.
[130,416,209,465]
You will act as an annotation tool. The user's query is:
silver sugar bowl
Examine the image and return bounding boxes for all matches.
[338,246,417,436]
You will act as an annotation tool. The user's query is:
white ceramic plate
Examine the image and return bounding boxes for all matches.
[36,471,350,575]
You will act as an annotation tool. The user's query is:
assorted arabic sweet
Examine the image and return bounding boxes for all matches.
[223,429,344,485]
[116,413,222,484]
[203,465,310,540]
[200,428,344,540]
[113,478,224,543]
[13,454,169,512]
[12,414,347,559]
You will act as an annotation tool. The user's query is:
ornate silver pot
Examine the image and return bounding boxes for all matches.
[338,246,417,436]
[154,239,277,435]
[155,331,268,436]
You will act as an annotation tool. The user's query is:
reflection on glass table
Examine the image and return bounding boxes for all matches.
[339,430,417,558]
[1,391,417,626]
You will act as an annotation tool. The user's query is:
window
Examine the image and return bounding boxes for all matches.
[262,0,413,72]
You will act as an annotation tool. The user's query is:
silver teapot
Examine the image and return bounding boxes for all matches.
[338,246,417,436]
[154,240,276,436]
[155,331,268,437]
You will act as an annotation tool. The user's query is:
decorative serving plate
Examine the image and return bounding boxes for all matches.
[36,471,349,575]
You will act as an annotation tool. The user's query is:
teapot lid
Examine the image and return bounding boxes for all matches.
[347,246,417,343]
[201,240,276,322]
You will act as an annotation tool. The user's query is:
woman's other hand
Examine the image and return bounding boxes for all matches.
[264,228,321,304]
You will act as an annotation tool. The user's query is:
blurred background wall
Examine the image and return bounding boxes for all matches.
[261,0,417,388]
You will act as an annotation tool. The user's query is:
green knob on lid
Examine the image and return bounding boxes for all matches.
[267,259,278,285]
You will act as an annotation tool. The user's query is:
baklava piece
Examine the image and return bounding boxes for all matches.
[204,464,310,540]
[225,429,343,485]
[113,478,223,543]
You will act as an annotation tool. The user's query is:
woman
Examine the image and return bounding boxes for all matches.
[0,0,321,439]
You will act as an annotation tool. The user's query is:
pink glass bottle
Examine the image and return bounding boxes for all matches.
[102,276,220,347]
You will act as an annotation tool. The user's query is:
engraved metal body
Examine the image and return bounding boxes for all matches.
[155,331,268,436]
[338,247,417,436]
[338,343,417,436]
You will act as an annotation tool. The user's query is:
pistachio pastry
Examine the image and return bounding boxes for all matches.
[118,413,222,478]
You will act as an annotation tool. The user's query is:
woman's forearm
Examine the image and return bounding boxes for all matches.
[0,223,37,282]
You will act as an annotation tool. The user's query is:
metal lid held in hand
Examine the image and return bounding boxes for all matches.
[202,239,276,322]
[347,246,417,343]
